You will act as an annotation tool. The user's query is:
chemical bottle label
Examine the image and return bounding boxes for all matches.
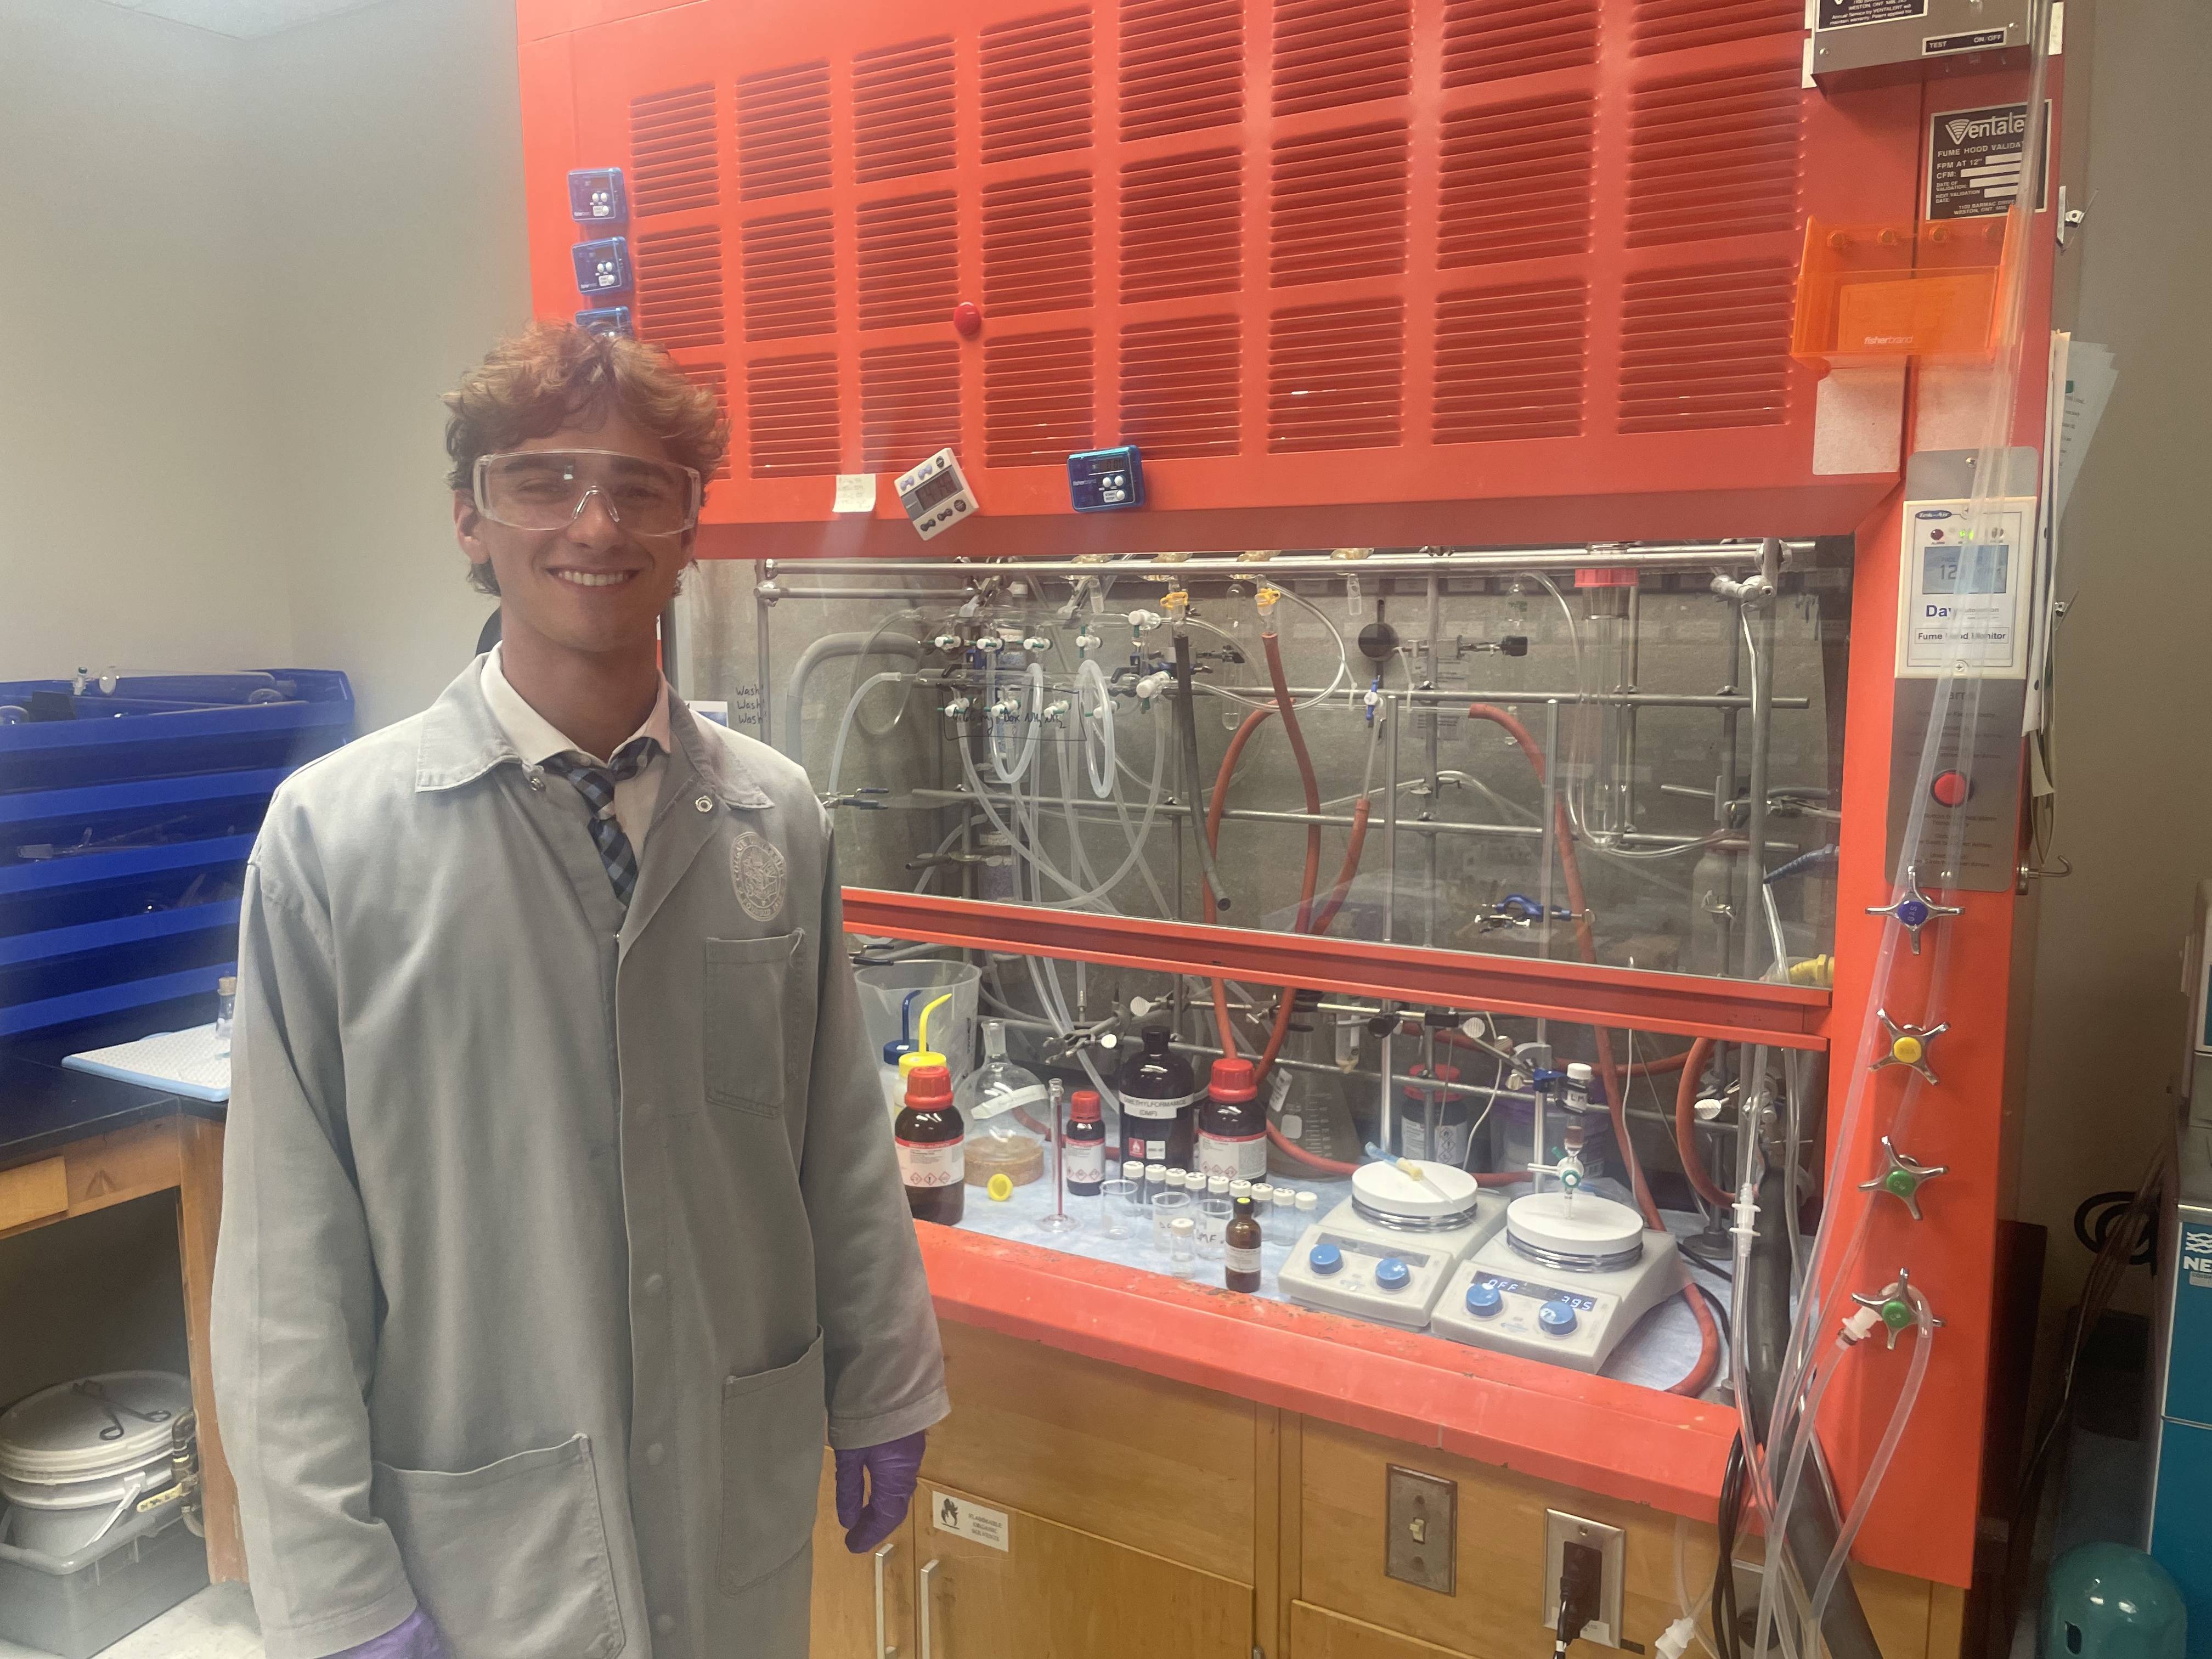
[1400,1120,1469,1167]
[1198,1131,1268,1183]
[898,1137,965,1188]
[1224,1244,1262,1275]
[1063,1143,1104,1187]
[1127,1132,1172,1163]
[1121,1089,1202,1119]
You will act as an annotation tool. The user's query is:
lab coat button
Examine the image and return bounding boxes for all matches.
[647,1442,665,1465]
[694,794,714,812]
[643,1273,665,1296]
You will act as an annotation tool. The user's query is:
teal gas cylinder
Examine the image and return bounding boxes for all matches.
[2044,1544,2187,1659]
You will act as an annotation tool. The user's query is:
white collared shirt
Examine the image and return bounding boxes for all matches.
[479,645,671,855]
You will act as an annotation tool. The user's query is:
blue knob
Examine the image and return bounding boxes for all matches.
[1894,897,1929,929]
[1539,1300,1578,1338]
[1375,1257,1411,1293]
[1464,1280,1503,1318]
[1308,1243,1343,1276]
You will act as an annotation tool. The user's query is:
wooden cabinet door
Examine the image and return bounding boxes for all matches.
[1290,1601,1474,1658]
[809,1449,916,1659]
[915,1481,1251,1659]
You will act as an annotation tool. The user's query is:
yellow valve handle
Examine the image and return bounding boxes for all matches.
[1161,588,1190,612]
[1255,584,1282,612]
[1891,1034,1923,1066]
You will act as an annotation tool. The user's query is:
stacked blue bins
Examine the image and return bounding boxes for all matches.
[0,672,354,1039]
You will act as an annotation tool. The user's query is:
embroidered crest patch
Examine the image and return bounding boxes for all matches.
[731,830,787,922]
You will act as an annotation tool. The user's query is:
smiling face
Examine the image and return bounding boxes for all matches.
[453,404,693,661]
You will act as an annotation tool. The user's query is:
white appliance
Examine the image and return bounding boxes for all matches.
[1278,1161,1506,1330]
[1431,1191,1681,1373]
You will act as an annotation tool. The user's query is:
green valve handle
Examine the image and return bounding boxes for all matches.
[1858,1136,1950,1221]
[1850,1268,1943,1350]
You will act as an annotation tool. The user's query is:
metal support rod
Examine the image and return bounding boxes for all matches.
[1537,698,1560,1054]
[761,542,1808,582]
[1622,583,1640,832]
[1739,539,1782,978]
[898,786,1800,852]
[1423,572,1442,949]
[754,561,776,748]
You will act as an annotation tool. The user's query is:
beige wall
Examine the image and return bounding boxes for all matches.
[0,1,294,682]
[244,0,529,732]
[0,0,525,729]
[2015,1,2212,1318]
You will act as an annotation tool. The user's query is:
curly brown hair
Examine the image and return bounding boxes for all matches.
[446,323,728,594]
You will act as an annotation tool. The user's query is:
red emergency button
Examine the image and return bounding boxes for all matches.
[1931,770,1971,808]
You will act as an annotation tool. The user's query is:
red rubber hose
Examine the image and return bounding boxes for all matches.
[1675,1037,1730,1206]
[1466,702,1722,1398]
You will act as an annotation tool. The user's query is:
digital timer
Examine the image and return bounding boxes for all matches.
[893,449,979,541]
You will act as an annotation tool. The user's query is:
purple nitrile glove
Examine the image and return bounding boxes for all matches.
[834,1430,927,1554]
[332,1606,449,1659]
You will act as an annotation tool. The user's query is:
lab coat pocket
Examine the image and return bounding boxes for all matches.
[703,931,800,1117]
[373,1435,625,1659]
[717,1329,827,1594]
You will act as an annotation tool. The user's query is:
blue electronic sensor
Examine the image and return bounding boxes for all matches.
[1068,445,1144,513]
[574,306,633,338]
[572,238,631,296]
[568,168,627,224]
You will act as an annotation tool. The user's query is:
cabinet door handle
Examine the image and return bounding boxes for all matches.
[873,1538,899,1658]
[919,1557,942,1659]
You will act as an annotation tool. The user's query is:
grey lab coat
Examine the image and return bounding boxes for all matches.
[210,662,948,1659]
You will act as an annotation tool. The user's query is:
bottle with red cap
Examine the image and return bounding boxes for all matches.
[895,1062,965,1226]
[1197,1056,1268,1183]
[1063,1088,1107,1197]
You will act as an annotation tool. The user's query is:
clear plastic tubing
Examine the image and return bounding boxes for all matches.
[825,669,911,805]
[987,661,1045,785]
[1078,656,1115,798]
[1808,1294,1937,1631]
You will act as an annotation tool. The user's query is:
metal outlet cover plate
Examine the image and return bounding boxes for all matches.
[1385,1465,1457,1595]
[1544,1509,1627,1649]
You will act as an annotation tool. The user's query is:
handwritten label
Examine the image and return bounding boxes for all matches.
[833,473,878,514]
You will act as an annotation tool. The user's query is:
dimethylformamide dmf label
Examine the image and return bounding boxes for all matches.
[1928,101,2051,221]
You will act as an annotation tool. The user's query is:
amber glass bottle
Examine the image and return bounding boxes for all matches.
[896,1062,965,1226]
[1224,1194,1263,1292]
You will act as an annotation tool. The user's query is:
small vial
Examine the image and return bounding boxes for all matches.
[1295,1190,1318,1238]
[1167,1215,1197,1276]
[1250,1182,1275,1237]
[214,975,238,1056]
[1164,1169,1188,1200]
[1145,1164,1167,1206]
[1229,1178,1252,1203]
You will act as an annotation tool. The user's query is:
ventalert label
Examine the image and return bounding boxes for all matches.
[1928,102,2051,221]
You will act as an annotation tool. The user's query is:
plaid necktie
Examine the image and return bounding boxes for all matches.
[539,737,660,906]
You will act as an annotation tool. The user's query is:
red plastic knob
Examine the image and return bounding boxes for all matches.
[952,301,983,338]
[1931,770,1971,808]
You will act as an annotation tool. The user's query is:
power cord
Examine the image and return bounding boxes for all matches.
[1555,1538,1605,1659]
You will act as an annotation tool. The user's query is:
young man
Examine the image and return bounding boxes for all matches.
[211,324,947,1659]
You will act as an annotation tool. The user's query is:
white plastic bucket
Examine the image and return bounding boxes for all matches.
[0,1374,189,1567]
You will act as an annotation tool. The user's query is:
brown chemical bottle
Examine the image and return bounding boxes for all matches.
[1063,1088,1107,1197]
[1224,1194,1263,1293]
[1197,1056,1268,1184]
[896,1062,965,1226]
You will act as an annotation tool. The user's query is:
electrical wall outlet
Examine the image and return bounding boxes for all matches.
[1543,1510,1627,1648]
[1385,1465,1457,1594]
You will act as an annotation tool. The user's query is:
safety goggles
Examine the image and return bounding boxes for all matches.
[472,449,704,537]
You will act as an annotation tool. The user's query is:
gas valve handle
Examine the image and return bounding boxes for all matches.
[1866,865,1962,955]
[1857,1135,1950,1221]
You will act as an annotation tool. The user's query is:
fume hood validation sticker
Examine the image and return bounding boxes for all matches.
[1817,0,1925,27]
[1927,103,2051,221]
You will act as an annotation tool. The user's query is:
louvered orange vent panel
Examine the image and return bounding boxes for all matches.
[518,0,1922,555]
